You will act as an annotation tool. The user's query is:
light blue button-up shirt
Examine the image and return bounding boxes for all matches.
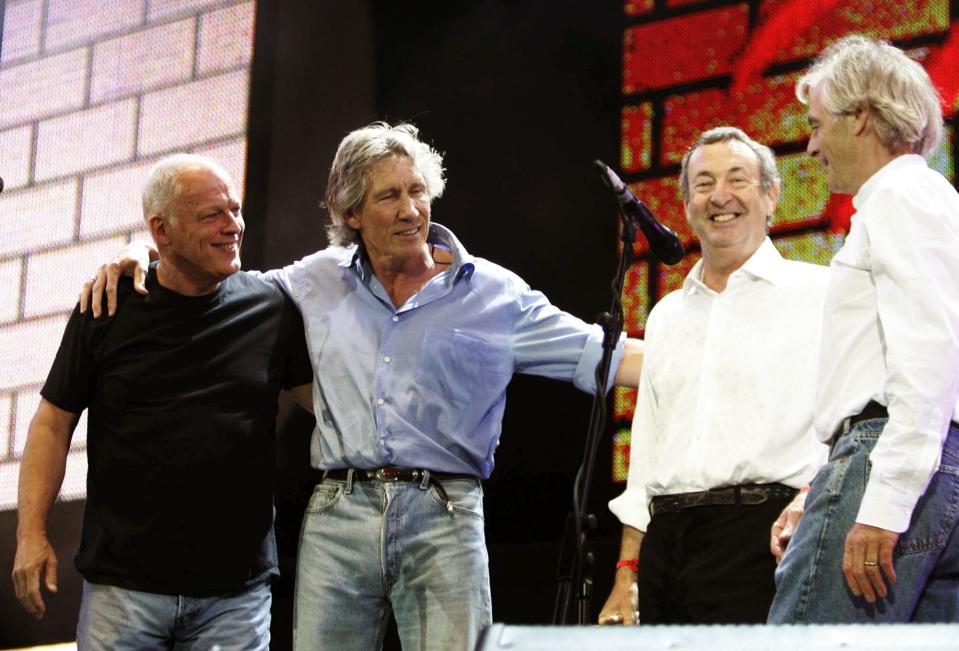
[266,223,623,478]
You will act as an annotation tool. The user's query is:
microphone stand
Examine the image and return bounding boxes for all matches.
[553,207,638,625]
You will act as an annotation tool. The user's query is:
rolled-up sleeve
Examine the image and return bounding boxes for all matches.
[509,280,625,393]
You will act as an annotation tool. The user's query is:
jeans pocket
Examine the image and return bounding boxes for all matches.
[429,480,484,520]
[896,462,959,556]
[305,483,341,514]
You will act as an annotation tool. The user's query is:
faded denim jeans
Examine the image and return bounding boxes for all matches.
[293,474,491,650]
[769,417,959,623]
[76,579,271,650]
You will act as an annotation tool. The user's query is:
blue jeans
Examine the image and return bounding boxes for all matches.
[769,417,959,623]
[76,579,271,650]
[293,474,492,651]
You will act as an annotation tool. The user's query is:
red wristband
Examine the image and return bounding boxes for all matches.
[615,558,639,572]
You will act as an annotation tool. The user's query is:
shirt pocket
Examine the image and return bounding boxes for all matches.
[414,327,512,406]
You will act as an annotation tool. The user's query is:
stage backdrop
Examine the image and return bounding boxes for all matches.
[0,0,255,511]
[610,0,959,481]
[0,1,256,646]
[3,0,959,648]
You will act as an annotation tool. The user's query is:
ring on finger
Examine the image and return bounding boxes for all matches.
[864,561,879,567]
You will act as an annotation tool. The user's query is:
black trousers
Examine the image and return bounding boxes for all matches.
[638,495,793,624]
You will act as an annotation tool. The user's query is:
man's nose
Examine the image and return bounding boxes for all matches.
[710,180,734,205]
[399,194,419,218]
[222,211,243,233]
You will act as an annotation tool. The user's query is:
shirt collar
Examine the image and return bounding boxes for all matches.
[683,237,786,296]
[853,154,926,211]
[338,222,476,286]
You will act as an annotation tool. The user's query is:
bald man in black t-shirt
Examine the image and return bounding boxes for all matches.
[11,154,313,651]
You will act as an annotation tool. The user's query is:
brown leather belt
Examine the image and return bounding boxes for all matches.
[322,467,477,483]
[848,400,959,431]
[649,483,797,518]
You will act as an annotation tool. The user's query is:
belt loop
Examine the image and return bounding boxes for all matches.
[345,468,354,494]
[419,469,431,490]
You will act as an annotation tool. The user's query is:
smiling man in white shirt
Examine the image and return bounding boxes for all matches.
[598,126,829,625]
[768,35,959,624]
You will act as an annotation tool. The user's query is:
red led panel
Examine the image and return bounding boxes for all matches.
[776,152,832,226]
[623,4,750,94]
[662,74,808,165]
[622,102,654,172]
[611,427,632,482]
[625,0,655,16]
[773,231,844,267]
[622,260,651,334]
[732,0,947,94]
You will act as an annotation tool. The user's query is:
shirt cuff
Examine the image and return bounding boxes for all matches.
[572,326,625,394]
[608,488,650,532]
[855,478,918,533]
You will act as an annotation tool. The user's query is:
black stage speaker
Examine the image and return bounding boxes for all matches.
[476,623,959,650]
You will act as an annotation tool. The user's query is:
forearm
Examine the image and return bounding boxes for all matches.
[16,404,76,540]
[599,524,644,624]
[613,338,644,388]
[614,525,644,583]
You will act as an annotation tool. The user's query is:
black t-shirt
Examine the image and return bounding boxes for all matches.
[41,265,312,596]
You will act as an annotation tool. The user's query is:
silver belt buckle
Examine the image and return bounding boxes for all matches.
[373,468,398,482]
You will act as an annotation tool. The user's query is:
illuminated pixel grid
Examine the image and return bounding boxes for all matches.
[0,0,255,510]
[612,0,959,482]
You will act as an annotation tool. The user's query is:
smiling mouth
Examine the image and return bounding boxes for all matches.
[213,242,239,252]
[709,213,739,223]
[396,226,420,236]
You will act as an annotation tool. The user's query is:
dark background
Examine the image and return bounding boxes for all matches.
[0,1,627,647]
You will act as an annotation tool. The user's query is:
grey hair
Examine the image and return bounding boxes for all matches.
[142,153,232,223]
[678,126,781,203]
[324,122,446,247]
[796,34,943,158]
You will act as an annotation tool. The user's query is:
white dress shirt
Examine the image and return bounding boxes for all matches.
[815,154,959,533]
[609,238,830,532]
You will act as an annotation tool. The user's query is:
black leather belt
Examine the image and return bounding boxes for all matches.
[848,400,959,431]
[649,483,797,518]
[322,467,477,483]
[847,400,890,429]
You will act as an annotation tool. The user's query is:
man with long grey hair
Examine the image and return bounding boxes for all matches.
[279,122,641,650]
[769,34,959,623]
[80,123,644,650]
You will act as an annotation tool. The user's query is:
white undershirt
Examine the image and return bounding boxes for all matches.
[815,154,959,533]
[610,238,830,532]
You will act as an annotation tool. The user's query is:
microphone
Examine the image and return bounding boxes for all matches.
[594,160,684,265]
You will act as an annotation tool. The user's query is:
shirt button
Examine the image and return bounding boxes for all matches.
[377,398,385,406]
[392,316,399,322]
[383,355,391,364]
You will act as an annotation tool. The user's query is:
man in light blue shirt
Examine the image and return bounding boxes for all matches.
[83,123,642,651]
[272,123,641,651]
